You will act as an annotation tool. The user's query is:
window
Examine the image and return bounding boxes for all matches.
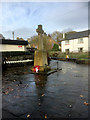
[78,48,83,52]
[65,40,69,44]
[78,38,83,43]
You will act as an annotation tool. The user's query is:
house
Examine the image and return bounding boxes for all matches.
[0,39,28,52]
[61,30,90,53]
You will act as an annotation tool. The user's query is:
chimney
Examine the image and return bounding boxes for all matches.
[63,33,65,39]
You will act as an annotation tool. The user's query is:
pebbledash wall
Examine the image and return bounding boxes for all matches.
[61,30,90,53]
[0,39,28,52]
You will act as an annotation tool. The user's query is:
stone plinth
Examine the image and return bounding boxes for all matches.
[34,50,48,67]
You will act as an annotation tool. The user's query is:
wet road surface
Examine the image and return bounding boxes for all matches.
[2,60,89,119]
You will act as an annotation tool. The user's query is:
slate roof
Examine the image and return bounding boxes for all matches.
[1,39,28,45]
[62,30,90,41]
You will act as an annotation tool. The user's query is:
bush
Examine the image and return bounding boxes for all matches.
[48,51,88,59]
[52,53,58,57]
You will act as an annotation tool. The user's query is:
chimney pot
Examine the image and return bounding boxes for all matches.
[63,33,65,39]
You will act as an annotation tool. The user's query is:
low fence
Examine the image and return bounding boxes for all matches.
[2,51,34,68]
[51,57,77,61]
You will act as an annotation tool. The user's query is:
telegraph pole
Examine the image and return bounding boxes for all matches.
[12,31,14,40]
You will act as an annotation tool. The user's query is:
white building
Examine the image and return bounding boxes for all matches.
[61,30,90,53]
[0,39,28,52]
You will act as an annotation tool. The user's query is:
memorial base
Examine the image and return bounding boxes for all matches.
[31,50,51,72]
[31,65,51,72]
[34,50,48,67]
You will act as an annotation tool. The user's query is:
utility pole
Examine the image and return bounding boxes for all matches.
[12,31,14,40]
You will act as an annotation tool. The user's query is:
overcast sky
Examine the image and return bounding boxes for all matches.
[0,1,89,40]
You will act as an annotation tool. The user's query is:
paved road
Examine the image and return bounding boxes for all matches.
[2,60,89,119]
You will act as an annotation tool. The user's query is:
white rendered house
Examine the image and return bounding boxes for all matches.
[61,30,90,53]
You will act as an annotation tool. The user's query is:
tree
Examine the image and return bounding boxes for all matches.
[28,34,58,50]
[28,35,39,48]
[52,44,59,51]
[28,35,49,50]
[50,31,63,43]
[17,37,25,41]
